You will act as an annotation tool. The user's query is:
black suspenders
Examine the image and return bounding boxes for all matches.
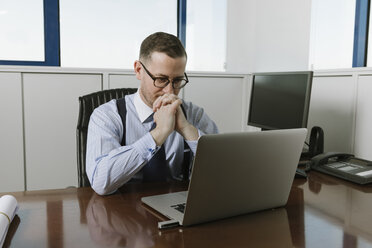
[116,97,127,146]
[116,97,191,180]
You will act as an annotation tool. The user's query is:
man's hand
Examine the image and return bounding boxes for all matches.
[150,99,181,146]
[152,94,180,112]
[175,105,198,141]
[151,94,199,143]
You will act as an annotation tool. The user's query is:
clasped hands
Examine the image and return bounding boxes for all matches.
[150,94,198,146]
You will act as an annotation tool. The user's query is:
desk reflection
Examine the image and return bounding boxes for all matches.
[307,171,372,194]
[9,178,368,247]
[85,190,300,248]
[287,185,305,247]
[86,193,155,247]
[302,171,372,247]
[178,208,294,248]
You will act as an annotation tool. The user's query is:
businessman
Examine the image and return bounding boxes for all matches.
[86,32,218,195]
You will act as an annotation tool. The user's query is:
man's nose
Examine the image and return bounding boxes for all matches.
[163,83,174,94]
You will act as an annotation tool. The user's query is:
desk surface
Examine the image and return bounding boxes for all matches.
[2,171,372,248]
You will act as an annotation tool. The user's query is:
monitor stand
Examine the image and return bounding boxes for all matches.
[301,126,324,160]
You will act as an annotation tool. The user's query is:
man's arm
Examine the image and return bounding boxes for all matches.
[86,102,157,195]
[175,105,199,141]
[180,100,219,154]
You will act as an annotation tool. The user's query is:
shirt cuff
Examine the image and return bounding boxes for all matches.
[185,129,204,154]
[131,132,161,161]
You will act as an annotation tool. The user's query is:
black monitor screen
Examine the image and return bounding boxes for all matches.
[248,71,313,130]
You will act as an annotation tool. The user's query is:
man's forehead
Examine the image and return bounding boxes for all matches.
[148,51,186,63]
[146,53,186,74]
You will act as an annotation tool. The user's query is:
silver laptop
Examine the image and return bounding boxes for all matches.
[141,128,307,227]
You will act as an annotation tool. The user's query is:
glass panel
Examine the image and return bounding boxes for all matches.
[366,3,372,66]
[0,0,44,61]
[309,0,356,70]
[186,0,227,71]
[59,0,177,69]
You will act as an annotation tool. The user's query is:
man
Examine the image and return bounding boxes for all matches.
[86,32,218,195]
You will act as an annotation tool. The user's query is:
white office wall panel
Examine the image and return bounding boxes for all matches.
[0,73,25,192]
[354,75,372,160]
[307,75,355,153]
[23,73,102,190]
[108,74,139,89]
[183,77,246,133]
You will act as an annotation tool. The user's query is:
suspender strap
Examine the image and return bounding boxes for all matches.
[180,104,191,181]
[116,98,127,146]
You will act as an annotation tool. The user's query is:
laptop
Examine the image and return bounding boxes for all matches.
[141,128,307,227]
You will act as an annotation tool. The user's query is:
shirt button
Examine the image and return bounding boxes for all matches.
[148,148,158,155]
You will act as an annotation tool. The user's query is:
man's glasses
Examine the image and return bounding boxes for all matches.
[139,61,189,89]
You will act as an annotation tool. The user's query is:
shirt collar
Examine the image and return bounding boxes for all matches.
[133,91,154,123]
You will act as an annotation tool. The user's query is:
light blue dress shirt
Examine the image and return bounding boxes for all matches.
[86,92,218,195]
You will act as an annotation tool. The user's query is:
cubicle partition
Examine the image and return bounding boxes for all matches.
[0,66,371,192]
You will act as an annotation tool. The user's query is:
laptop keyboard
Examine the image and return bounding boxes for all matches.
[171,203,186,213]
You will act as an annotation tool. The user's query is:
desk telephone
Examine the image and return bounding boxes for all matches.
[310,152,372,184]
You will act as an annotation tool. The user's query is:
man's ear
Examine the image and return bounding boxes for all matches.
[134,60,142,80]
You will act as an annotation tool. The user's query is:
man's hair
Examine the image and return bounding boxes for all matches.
[139,32,187,62]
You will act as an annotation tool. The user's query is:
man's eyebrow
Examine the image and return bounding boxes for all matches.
[174,75,185,79]
[154,73,185,79]
[154,73,169,78]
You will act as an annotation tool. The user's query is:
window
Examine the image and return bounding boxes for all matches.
[185,0,227,71]
[59,0,177,69]
[309,0,356,70]
[0,0,44,61]
[0,0,228,71]
[366,1,372,66]
[0,0,59,66]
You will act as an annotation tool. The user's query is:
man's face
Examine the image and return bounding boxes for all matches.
[135,52,187,108]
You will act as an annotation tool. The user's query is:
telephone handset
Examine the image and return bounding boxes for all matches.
[311,152,354,168]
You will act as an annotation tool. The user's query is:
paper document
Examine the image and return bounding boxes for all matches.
[0,195,18,247]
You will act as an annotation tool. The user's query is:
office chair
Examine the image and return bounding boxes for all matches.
[76,88,137,187]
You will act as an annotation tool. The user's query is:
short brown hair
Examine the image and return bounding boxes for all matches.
[139,32,187,62]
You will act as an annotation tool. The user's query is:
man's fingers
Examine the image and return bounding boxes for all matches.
[153,94,180,111]
[170,98,182,111]
[152,96,162,111]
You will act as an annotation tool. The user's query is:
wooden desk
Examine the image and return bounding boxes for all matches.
[2,171,372,248]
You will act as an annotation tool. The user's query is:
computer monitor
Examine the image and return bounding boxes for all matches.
[248,71,313,130]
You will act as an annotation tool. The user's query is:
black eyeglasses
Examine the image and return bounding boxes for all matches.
[139,61,189,89]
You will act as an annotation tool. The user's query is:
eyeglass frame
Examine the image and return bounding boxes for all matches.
[139,61,189,89]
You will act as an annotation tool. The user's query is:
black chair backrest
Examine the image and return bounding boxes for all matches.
[76,88,137,187]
